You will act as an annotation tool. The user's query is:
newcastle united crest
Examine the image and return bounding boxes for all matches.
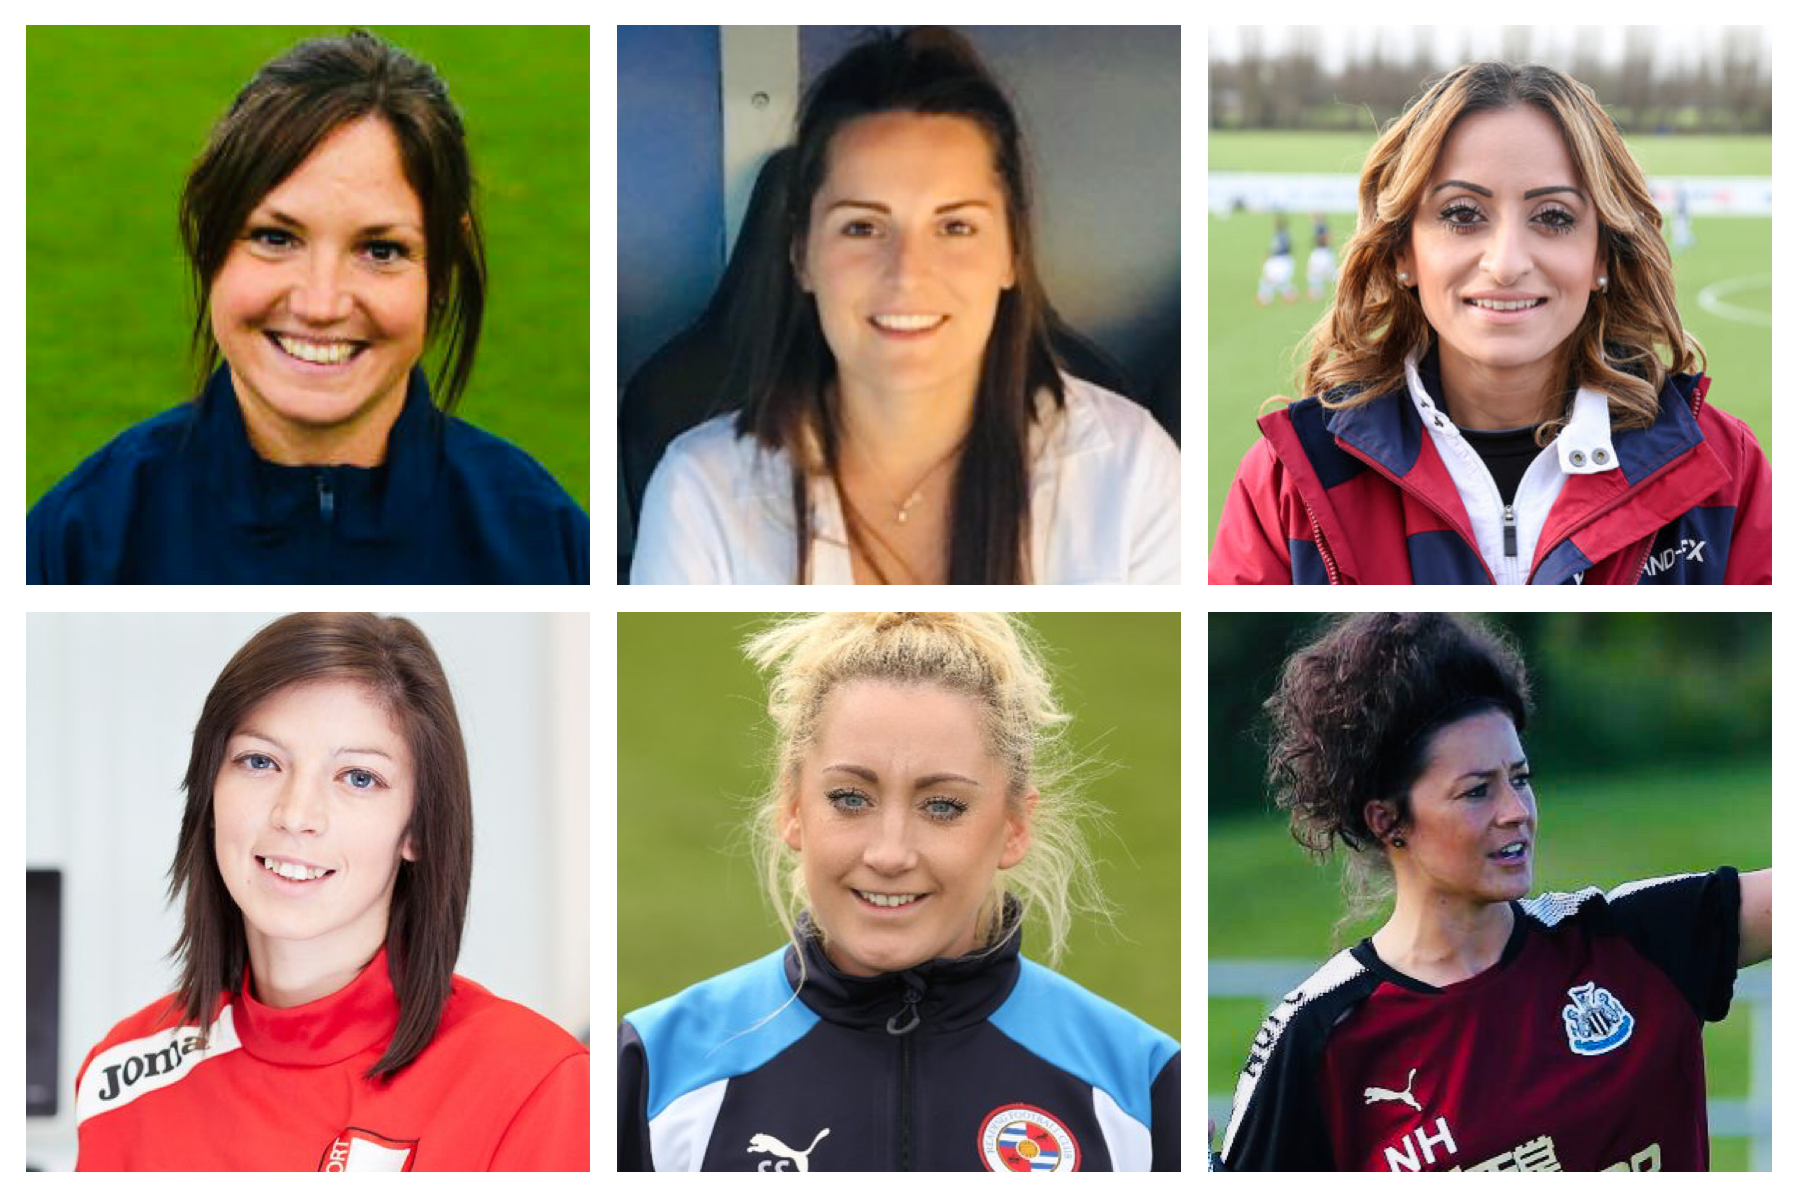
[1562,982,1635,1056]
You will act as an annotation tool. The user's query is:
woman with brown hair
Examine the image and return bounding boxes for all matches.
[27,31,587,584]
[73,614,587,1170]
[1214,613,1771,1170]
[1209,61,1770,585]
[631,28,1180,585]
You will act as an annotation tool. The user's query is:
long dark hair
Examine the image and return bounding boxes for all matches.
[730,27,1065,584]
[168,613,473,1082]
[180,30,486,409]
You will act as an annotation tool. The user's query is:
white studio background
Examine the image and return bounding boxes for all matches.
[23,611,589,1170]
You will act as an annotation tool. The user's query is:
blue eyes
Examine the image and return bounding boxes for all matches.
[232,753,384,791]
[826,788,969,822]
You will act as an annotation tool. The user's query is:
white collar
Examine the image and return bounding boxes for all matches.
[1401,350,1618,476]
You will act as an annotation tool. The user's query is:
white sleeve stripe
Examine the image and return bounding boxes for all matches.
[648,1077,728,1171]
[1521,873,1709,928]
[1221,948,1366,1159]
[76,1007,240,1124]
[1091,1084,1152,1170]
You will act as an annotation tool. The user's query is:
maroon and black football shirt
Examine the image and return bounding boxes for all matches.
[1220,869,1741,1171]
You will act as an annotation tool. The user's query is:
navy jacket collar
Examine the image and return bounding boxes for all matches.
[197,365,443,538]
[784,905,1023,1035]
[1319,366,1706,484]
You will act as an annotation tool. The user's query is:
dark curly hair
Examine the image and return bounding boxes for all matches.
[1264,613,1531,865]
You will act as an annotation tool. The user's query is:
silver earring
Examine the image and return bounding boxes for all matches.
[1391,836,1406,848]
[1597,274,1608,293]
[1396,271,1410,285]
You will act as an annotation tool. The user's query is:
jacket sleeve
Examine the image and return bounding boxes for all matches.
[488,1051,590,1170]
[618,1021,655,1170]
[1722,417,1771,584]
[1150,1050,1179,1170]
[1208,438,1294,584]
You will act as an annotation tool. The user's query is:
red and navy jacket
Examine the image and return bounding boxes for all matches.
[28,365,589,584]
[1219,869,1741,1172]
[75,948,589,1170]
[1210,373,1771,584]
[618,918,1179,1171]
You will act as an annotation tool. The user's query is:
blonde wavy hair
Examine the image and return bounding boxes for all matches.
[743,612,1106,967]
[1297,61,1703,440]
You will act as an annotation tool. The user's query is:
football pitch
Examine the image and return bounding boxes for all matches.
[1206,133,1772,544]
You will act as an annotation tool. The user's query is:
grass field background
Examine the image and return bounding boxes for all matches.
[1210,747,1772,1169]
[1207,132,1772,540]
[617,613,1180,1040]
[26,27,590,510]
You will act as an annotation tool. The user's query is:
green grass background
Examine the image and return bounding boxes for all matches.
[26,26,589,510]
[1209,745,1772,1169]
[1207,132,1772,539]
[618,613,1180,1040]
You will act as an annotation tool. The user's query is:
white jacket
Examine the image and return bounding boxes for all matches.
[630,376,1180,584]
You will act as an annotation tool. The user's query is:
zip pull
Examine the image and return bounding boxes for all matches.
[1502,504,1517,558]
[317,474,336,523]
[886,985,922,1036]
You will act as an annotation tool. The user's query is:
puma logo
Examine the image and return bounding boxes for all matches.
[748,1127,831,1171]
[1363,1068,1422,1113]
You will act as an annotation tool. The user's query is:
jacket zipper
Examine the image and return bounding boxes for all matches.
[1297,494,1342,584]
[316,473,336,524]
[1330,445,1499,583]
[899,1028,914,1170]
[1503,504,1518,561]
[888,984,921,1170]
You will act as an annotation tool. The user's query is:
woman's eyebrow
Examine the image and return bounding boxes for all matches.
[334,745,395,760]
[232,728,287,752]
[1452,758,1530,784]
[254,207,423,236]
[1428,180,1584,202]
[823,199,994,215]
[823,763,983,788]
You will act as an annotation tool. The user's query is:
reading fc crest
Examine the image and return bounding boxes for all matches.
[1562,981,1635,1056]
[978,1103,1080,1172]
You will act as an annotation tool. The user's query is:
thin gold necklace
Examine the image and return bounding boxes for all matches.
[852,437,963,524]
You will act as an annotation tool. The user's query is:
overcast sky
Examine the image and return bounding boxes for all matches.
[1208,26,1768,77]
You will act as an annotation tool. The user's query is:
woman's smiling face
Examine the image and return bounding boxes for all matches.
[783,678,1031,977]
[1395,105,1605,398]
[798,112,1016,406]
[209,116,428,461]
[212,678,416,964]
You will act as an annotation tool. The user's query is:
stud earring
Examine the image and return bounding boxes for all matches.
[1390,836,1406,848]
[1597,274,1609,293]
[1396,271,1410,285]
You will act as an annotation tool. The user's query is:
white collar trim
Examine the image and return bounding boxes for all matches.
[1400,349,1618,476]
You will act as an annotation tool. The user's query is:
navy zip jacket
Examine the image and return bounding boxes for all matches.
[27,366,588,583]
[619,917,1180,1171]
